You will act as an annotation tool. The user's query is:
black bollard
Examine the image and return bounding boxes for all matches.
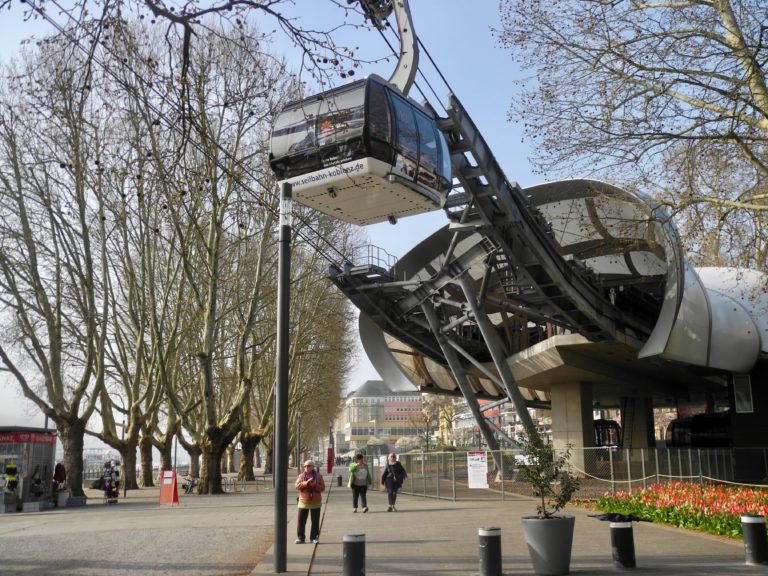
[337,475,343,487]
[478,527,502,576]
[343,533,365,576]
[741,515,768,565]
[610,521,636,569]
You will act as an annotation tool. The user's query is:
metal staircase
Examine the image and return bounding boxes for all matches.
[329,92,661,390]
[438,93,653,343]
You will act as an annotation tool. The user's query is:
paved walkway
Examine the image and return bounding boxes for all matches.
[254,473,767,576]
[0,472,765,576]
[0,483,271,575]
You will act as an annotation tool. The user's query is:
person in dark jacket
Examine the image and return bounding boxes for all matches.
[52,462,67,506]
[380,452,407,512]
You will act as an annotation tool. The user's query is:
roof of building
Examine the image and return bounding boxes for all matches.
[347,380,419,399]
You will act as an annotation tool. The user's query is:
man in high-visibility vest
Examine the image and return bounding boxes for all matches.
[4,460,18,492]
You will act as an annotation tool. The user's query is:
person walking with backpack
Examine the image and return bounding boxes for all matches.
[348,453,372,513]
[381,453,407,512]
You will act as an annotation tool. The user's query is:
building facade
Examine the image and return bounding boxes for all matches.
[338,380,423,454]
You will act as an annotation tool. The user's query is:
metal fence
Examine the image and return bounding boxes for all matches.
[394,447,762,502]
[82,465,277,493]
[83,464,191,482]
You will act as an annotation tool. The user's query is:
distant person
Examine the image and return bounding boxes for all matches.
[294,460,325,544]
[52,462,66,506]
[381,453,407,512]
[53,462,66,487]
[4,460,18,492]
[102,460,120,503]
[347,453,371,513]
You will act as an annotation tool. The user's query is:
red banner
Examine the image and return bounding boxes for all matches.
[0,432,56,444]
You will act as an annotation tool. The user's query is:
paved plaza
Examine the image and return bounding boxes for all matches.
[0,471,765,575]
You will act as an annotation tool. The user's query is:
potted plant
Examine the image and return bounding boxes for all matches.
[516,433,580,576]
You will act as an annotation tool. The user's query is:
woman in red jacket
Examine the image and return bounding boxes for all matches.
[294,460,325,544]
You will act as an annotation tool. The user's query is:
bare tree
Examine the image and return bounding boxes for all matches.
[9,1,382,96]
[497,0,768,233]
[0,40,112,497]
[0,5,368,493]
[285,219,355,462]
[655,144,768,268]
[409,396,442,451]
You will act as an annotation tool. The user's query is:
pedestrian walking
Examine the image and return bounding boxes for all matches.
[381,453,407,512]
[294,460,325,544]
[347,453,371,513]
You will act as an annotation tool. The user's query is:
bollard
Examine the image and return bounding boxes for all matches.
[343,533,365,576]
[337,475,343,487]
[478,527,502,576]
[741,515,768,565]
[610,521,636,569]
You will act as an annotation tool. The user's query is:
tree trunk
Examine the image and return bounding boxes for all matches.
[57,417,86,498]
[188,446,202,478]
[255,446,261,470]
[263,444,273,475]
[239,435,260,481]
[139,434,155,487]
[225,443,236,473]
[158,440,173,472]
[200,443,224,494]
[199,428,236,494]
[119,445,139,490]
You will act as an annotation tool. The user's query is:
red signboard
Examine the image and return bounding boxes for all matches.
[0,432,56,444]
[159,470,179,505]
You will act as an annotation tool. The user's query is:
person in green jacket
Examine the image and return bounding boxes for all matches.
[347,453,371,513]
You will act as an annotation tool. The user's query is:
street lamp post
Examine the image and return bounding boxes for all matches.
[273,183,292,573]
[327,423,334,475]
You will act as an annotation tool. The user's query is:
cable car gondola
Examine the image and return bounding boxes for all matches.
[269,74,452,226]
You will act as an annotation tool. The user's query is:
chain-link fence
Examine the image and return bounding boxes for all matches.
[394,447,758,501]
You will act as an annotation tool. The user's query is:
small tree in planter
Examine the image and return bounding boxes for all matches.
[517,433,580,518]
[516,433,581,576]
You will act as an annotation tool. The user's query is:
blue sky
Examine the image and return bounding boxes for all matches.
[0,1,538,424]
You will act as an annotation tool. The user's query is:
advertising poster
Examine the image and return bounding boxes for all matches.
[467,451,489,489]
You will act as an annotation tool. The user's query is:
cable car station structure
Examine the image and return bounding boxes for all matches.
[270,0,768,480]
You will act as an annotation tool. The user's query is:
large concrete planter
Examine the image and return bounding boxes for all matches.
[521,515,575,575]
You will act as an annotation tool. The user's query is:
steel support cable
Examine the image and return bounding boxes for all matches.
[364,4,451,118]
[22,0,353,269]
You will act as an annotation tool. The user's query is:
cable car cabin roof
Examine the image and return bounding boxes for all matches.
[269,75,452,226]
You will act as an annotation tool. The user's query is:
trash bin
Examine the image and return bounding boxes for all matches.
[741,515,768,565]
[57,490,69,508]
[610,521,636,569]
[337,475,343,487]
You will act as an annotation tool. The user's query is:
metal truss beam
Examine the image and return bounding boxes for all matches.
[421,300,503,467]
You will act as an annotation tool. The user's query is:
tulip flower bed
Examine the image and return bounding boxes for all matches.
[596,481,768,538]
